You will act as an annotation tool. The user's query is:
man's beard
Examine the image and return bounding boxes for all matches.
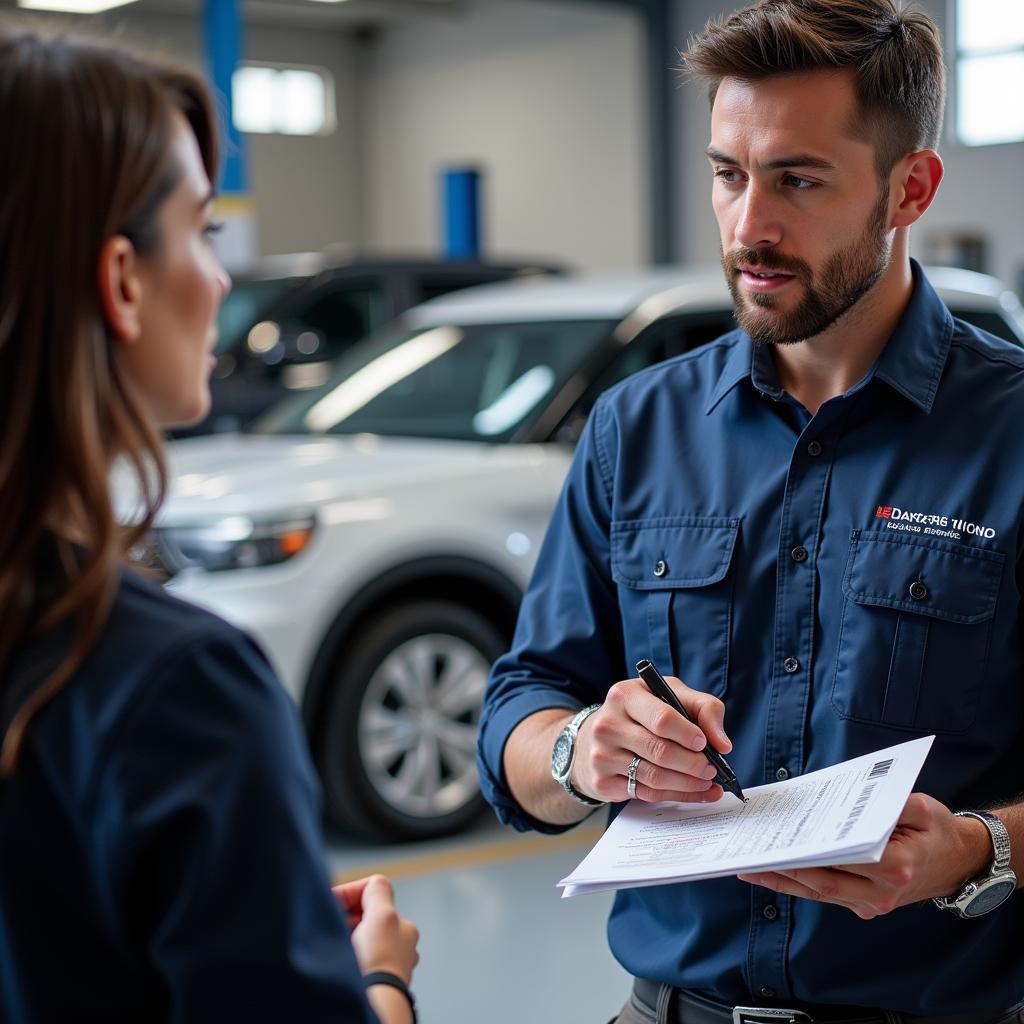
[722,185,892,347]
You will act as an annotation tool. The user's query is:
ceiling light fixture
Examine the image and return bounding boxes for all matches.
[17,0,140,12]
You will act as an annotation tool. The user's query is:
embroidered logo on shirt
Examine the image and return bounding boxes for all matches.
[874,504,996,540]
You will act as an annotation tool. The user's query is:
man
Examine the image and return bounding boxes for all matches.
[477,1,1024,1021]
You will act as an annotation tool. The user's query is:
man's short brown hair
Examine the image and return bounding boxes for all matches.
[682,0,946,176]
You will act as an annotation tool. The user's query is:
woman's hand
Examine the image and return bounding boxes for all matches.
[332,874,420,983]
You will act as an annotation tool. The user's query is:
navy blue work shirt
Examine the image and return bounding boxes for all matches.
[478,263,1024,1014]
[0,569,378,1023]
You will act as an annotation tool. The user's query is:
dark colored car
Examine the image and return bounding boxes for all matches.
[180,253,564,436]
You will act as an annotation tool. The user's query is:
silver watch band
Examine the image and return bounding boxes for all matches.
[954,810,1012,871]
[560,704,604,808]
[932,809,1016,916]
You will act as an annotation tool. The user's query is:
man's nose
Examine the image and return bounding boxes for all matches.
[733,182,783,251]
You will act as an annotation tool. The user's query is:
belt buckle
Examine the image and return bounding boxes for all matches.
[732,1009,813,1024]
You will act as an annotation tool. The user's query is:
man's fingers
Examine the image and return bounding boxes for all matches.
[615,724,721,779]
[739,869,851,905]
[625,675,732,756]
[587,681,731,798]
[669,677,732,754]
[692,700,732,754]
[632,758,717,795]
[893,792,934,831]
[636,781,724,804]
[738,868,897,920]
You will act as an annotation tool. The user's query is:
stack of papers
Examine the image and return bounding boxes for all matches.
[559,735,934,898]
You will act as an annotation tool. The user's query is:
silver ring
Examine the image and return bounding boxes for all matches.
[626,755,642,799]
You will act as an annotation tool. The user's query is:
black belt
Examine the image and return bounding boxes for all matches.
[632,980,1021,1024]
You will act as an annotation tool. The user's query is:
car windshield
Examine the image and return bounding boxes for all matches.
[251,318,614,442]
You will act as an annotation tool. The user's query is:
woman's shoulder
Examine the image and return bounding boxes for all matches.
[61,566,283,744]
[112,565,244,646]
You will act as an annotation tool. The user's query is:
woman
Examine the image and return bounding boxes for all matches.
[0,24,418,1024]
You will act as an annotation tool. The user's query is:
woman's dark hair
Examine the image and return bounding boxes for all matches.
[682,0,946,176]
[0,25,219,773]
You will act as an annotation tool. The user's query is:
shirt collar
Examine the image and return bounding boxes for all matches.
[704,333,756,414]
[704,260,954,416]
[871,260,954,413]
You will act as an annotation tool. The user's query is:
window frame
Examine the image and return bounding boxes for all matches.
[951,0,1024,148]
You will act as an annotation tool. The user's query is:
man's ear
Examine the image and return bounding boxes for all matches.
[97,235,144,343]
[889,149,944,229]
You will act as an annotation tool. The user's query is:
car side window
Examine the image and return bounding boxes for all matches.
[279,283,385,363]
[555,313,737,442]
[416,277,497,304]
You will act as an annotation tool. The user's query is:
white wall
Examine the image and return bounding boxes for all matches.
[17,7,361,259]
[243,26,360,257]
[31,0,648,269]
[670,0,1024,291]
[358,0,649,269]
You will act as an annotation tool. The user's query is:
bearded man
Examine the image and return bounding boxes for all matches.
[478,2,1024,1021]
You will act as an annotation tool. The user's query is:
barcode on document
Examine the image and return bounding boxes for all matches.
[837,781,876,841]
[868,759,893,780]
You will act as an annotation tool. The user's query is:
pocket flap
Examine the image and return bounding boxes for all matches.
[611,516,740,590]
[843,530,1004,624]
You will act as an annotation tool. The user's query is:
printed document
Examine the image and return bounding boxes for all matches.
[559,735,933,898]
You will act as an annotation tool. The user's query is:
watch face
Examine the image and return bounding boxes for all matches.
[963,877,1016,917]
[552,734,572,778]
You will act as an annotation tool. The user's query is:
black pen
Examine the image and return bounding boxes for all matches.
[635,658,747,803]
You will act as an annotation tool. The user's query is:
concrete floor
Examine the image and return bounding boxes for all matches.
[326,815,632,1024]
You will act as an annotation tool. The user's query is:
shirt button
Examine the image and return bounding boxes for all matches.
[776,767,790,781]
[762,904,779,920]
[759,986,776,999]
[909,580,928,600]
[807,440,823,457]
[653,559,667,578]
[790,545,808,563]
[783,656,800,674]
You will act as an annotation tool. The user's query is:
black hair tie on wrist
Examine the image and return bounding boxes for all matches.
[363,971,418,1023]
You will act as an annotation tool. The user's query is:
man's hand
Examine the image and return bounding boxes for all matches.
[737,793,993,919]
[572,674,733,804]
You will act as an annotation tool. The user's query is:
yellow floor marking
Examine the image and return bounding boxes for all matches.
[332,823,605,885]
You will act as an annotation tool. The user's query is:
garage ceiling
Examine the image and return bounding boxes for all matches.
[0,0,461,28]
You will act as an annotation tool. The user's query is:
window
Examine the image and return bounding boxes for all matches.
[257,319,614,442]
[232,63,335,136]
[954,0,1024,146]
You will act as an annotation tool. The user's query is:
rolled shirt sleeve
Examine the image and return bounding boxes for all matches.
[477,398,626,833]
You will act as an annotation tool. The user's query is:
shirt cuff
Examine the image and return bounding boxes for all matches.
[476,688,585,835]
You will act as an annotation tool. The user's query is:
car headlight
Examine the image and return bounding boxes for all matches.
[155,512,317,574]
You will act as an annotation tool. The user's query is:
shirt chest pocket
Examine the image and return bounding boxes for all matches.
[831,530,1004,734]
[611,516,741,697]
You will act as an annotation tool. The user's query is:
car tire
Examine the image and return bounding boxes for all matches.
[316,599,506,841]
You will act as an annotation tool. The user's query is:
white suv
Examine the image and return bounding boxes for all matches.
[151,266,1024,840]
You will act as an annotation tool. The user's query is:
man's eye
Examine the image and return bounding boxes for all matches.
[784,174,816,190]
[714,168,741,184]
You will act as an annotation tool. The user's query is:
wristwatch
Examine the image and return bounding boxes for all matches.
[933,810,1017,918]
[551,704,605,807]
